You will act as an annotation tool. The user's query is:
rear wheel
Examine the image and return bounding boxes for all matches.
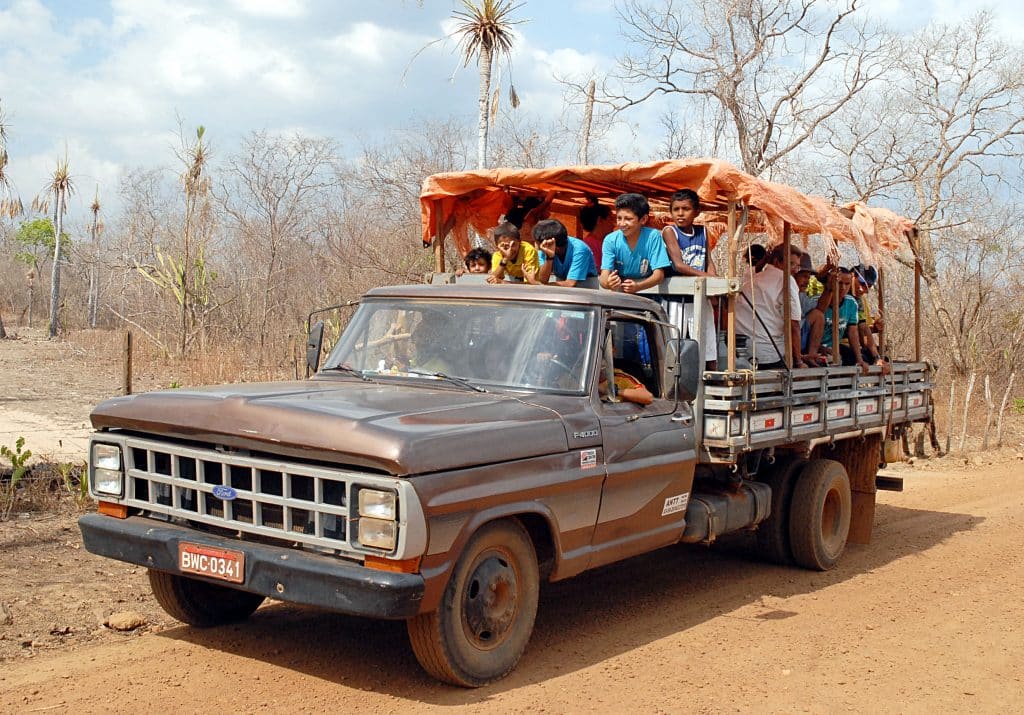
[148,569,264,627]
[788,459,852,570]
[407,519,539,687]
[755,457,807,565]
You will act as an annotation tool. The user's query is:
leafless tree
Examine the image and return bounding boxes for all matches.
[601,0,886,176]
[218,132,341,357]
[824,12,1024,375]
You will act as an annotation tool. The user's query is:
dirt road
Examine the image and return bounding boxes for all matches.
[1,458,1021,713]
[2,330,1023,713]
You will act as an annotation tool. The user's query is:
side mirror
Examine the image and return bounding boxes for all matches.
[675,338,701,401]
[306,320,325,376]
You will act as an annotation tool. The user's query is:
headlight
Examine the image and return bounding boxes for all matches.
[91,443,123,497]
[358,489,397,520]
[92,443,122,471]
[358,517,397,550]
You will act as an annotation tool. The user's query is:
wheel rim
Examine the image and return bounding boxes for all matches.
[821,487,843,553]
[461,550,519,651]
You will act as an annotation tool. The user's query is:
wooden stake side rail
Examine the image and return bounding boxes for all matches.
[699,361,933,463]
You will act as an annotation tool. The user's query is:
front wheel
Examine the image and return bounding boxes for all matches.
[407,519,539,687]
[148,569,265,627]
[788,459,852,571]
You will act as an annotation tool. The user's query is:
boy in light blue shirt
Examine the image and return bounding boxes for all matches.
[599,193,671,294]
[533,219,598,287]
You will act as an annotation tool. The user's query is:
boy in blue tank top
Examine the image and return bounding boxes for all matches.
[662,189,716,277]
[660,189,718,367]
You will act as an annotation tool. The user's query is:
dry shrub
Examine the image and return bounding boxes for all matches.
[1,461,88,520]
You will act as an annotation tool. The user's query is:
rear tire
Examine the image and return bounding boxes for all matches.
[788,459,852,571]
[407,519,539,687]
[755,457,806,565]
[148,569,264,627]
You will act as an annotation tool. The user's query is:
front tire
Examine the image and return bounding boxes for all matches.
[148,569,265,627]
[407,519,539,687]
[788,459,852,571]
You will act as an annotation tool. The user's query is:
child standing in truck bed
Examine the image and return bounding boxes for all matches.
[599,193,671,294]
[661,188,718,368]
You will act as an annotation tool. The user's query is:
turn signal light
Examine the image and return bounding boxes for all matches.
[364,555,421,573]
[98,501,128,519]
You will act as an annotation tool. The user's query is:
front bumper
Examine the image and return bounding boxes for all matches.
[79,513,425,619]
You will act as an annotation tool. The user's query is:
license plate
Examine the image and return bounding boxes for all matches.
[178,542,245,584]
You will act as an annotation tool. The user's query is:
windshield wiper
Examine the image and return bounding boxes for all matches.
[322,364,372,381]
[404,370,487,393]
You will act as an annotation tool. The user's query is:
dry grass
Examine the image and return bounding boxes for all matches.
[1,461,89,520]
[67,329,298,390]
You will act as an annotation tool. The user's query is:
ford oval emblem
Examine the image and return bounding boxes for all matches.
[212,485,238,500]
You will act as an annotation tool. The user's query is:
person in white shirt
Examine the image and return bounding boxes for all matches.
[734,246,807,369]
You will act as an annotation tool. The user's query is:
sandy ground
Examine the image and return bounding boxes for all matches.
[1,330,1023,713]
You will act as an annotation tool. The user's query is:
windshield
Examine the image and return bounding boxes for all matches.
[322,298,596,393]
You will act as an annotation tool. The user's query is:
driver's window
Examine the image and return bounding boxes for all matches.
[601,319,661,401]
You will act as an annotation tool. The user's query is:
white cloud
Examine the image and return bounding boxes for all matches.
[327,22,403,65]
[226,0,307,19]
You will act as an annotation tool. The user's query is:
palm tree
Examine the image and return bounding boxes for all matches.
[178,125,210,356]
[87,188,102,328]
[0,101,22,220]
[451,0,523,169]
[33,155,75,339]
[0,100,23,339]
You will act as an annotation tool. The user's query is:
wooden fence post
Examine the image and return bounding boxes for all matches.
[122,330,133,395]
[958,372,975,454]
[995,373,1016,448]
[981,375,994,451]
[945,380,955,455]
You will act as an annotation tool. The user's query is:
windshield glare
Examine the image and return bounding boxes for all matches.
[323,299,595,392]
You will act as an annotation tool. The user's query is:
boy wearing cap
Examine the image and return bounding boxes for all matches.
[849,265,887,371]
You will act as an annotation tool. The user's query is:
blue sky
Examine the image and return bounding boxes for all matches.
[1,0,1021,224]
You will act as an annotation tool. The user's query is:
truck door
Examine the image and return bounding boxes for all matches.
[589,314,698,568]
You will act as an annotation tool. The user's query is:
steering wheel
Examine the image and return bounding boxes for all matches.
[525,354,575,388]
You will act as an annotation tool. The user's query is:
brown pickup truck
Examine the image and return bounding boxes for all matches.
[80,160,933,686]
[79,282,931,686]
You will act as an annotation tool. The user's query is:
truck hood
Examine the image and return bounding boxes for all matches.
[90,378,570,475]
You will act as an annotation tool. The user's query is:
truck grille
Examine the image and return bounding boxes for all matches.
[121,436,362,551]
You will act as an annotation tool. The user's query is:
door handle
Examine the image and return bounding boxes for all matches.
[671,413,693,426]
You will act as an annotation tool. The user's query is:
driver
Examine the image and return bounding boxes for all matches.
[410,312,457,374]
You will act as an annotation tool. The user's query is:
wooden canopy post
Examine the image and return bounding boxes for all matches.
[831,270,840,365]
[433,205,446,274]
[877,265,887,357]
[912,229,921,362]
[726,201,738,372]
[782,222,793,368]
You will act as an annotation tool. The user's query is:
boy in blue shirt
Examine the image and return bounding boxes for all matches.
[599,193,671,294]
[531,219,598,287]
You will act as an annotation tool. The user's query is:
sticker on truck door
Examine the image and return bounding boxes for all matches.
[662,493,690,516]
[580,449,597,469]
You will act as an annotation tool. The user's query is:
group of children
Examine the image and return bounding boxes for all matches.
[462,188,713,292]
[460,188,884,374]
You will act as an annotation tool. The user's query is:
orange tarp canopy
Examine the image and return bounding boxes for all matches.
[420,158,913,259]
